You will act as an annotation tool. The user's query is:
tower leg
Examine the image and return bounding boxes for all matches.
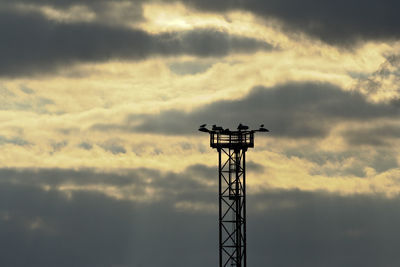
[219,148,246,267]
[243,151,246,267]
[218,149,222,267]
[235,149,241,266]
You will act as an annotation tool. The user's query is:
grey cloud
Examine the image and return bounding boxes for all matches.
[0,135,29,146]
[0,165,217,201]
[247,160,265,173]
[343,124,400,147]
[168,60,214,75]
[1,0,136,8]
[392,98,400,108]
[286,146,398,177]
[0,183,150,267]
[0,85,15,97]
[2,0,145,23]
[98,82,399,138]
[0,84,57,113]
[248,190,400,266]
[175,0,400,45]
[131,142,165,156]
[185,163,217,182]
[37,97,54,106]
[78,142,93,150]
[2,168,400,266]
[0,168,146,189]
[0,10,272,77]
[354,53,400,99]
[179,141,195,150]
[5,0,400,46]
[0,181,216,267]
[100,143,127,154]
[99,139,129,154]
[50,140,68,153]
[19,85,34,94]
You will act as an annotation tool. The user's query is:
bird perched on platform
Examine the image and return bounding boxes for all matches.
[212,125,224,131]
[259,124,269,132]
[237,123,249,131]
[198,124,209,132]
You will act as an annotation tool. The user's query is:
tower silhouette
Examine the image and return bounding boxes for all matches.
[199,124,268,267]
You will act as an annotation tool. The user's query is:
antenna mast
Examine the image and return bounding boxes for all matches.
[199,124,268,267]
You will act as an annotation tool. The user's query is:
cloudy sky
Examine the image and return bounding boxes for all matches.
[1,0,400,266]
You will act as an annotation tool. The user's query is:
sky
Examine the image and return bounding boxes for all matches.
[1,0,400,266]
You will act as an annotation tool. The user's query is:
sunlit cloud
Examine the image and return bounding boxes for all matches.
[0,0,400,265]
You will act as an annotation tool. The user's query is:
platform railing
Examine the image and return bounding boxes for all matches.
[210,131,254,148]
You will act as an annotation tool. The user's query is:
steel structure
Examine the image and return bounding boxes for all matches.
[199,124,268,267]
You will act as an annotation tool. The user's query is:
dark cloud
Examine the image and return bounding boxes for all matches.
[343,124,400,147]
[1,0,145,23]
[0,167,147,189]
[248,190,400,266]
[175,0,400,45]
[0,165,217,201]
[185,163,216,181]
[94,82,399,138]
[247,160,265,173]
[1,0,134,8]
[4,0,400,47]
[2,167,400,266]
[0,9,272,76]
[0,182,216,267]
[1,0,145,9]
[286,147,398,177]
[392,98,400,108]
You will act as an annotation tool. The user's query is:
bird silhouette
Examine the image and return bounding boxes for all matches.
[237,123,249,130]
[199,127,209,132]
[260,124,264,128]
[212,125,223,131]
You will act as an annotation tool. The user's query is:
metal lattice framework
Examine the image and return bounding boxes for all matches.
[199,124,268,267]
[218,147,247,267]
